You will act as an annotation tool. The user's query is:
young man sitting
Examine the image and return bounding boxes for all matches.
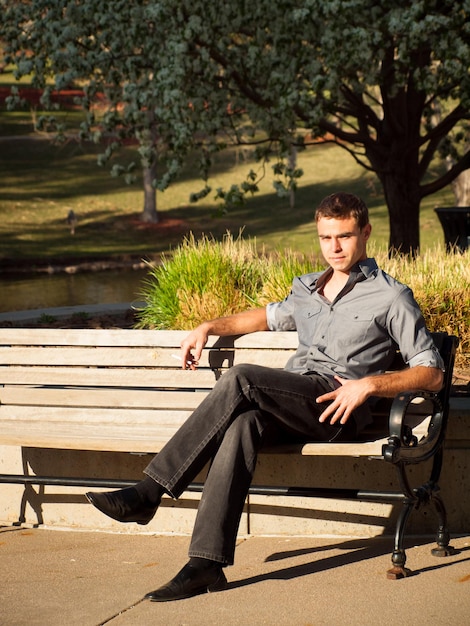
[87,192,443,602]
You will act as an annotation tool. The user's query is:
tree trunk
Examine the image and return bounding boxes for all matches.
[381,175,421,255]
[453,168,470,206]
[141,161,159,223]
[288,145,297,210]
[366,120,422,254]
[447,145,470,206]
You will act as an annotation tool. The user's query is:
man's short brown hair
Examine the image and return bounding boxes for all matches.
[315,192,369,230]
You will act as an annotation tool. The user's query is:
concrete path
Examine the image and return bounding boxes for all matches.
[1,527,469,625]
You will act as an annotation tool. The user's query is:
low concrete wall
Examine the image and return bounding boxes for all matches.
[1,398,469,538]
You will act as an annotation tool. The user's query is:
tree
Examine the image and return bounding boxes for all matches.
[151,0,470,253]
[2,1,470,251]
[1,0,183,223]
[447,142,470,206]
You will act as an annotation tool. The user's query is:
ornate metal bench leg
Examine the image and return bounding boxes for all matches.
[431,494,456,557]
[387,501,414,579]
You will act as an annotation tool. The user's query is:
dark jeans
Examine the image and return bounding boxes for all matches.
[144,363,357,565]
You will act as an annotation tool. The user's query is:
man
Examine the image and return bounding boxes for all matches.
[86,192,443,601]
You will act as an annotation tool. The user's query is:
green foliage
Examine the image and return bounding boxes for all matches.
[38,313,57,324]
[71,311,90,322]
[2,0,469,251]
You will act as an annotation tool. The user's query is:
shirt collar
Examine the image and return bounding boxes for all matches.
[312,257,378,293]
[357,257,378,278]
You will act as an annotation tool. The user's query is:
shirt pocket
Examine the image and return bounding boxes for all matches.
[327,310,375,362]
[296,302,323,346]
[300,301,323,319]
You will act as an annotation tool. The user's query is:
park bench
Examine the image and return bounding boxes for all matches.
[0,327,458,579]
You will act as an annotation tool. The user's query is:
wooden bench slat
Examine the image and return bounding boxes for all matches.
[0,346,290,369]
[0,406,191,452]
[0,328,189,347]
[0,387,209,410]
[0,346,164,367]
[0,328,299,349]
[272,441,389,456]
[0,423,178,452]
[0,405,191,422]
[0,366,219,388]
[0,428,391,456]
[0,422,430,457]
[0,412,390,456]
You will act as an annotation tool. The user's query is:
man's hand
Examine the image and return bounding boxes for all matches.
[178,308,269,370]
[316,366,443,425]
[316,376,373,425]
[179,324,210,370]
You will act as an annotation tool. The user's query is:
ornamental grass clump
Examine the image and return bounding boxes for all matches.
[137,232,322,329]
[137,235,469,371]
[137,233,262,329]
[375,246,469,372]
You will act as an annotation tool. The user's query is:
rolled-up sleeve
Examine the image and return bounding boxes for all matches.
[387,286,445,371]
[266,301,297,331]
[408,346,444,370]
[265,302,279,331]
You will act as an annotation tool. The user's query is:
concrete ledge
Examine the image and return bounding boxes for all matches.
[0,302,145,324]
[1,397,468,537]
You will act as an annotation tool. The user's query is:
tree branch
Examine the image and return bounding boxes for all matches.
[420,150,470,198]
[339,84,381,134]
[419,104,469,179]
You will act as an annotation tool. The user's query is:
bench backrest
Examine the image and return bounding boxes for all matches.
[0,328,456,455]
[0,329,297,452]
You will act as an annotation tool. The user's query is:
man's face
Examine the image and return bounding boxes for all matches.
[316,216,371,273]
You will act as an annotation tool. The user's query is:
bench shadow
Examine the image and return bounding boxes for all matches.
[225,538,467,589]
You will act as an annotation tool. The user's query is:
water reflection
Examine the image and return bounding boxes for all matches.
[0,268,150,312]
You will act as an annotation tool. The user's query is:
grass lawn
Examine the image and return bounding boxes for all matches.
[0,105,457,266]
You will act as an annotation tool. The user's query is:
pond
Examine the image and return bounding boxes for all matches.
[0,267,150,313]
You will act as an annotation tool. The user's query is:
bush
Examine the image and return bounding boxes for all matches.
[137,232,323,328]
[376,246,469,372]
[137,234,469,371]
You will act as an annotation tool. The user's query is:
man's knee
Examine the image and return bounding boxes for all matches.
[219,363,265,387]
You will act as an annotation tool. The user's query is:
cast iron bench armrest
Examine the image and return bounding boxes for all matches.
[382,390,443,464]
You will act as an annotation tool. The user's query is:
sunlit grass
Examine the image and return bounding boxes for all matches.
[375,245,470,368]
[0,107,457,262]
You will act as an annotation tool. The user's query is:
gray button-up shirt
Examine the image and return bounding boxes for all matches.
[266,258,443,430]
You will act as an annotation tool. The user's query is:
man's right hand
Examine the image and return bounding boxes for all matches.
[179,323,210,370]
[179,308,269,370]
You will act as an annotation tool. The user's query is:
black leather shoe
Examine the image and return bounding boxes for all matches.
[85,487,159,525]
[145,561,227,602]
